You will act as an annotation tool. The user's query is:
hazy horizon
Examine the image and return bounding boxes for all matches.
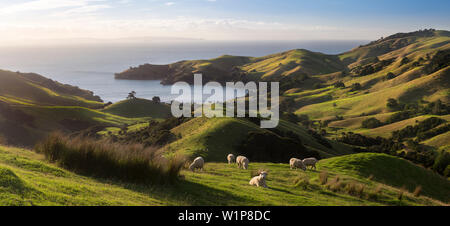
[1,0,449,46]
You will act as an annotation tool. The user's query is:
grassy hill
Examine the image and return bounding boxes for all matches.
[115,49,345,85]
[1,145,447,206]
[0,70,156,146]
[102,98,171,119]
[0,70,103,108]
[165,117,354,161]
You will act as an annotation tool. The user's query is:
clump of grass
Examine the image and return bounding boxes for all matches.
[319,171,328,185]
[397,186,407,200]
[34,132,184,184]
[293,174,310,189]
[368,184,383,200]
[413,185,422,197]
[327,175,345,192]
[345,181,365,198]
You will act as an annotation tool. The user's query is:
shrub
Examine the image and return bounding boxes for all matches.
[361,118,383,129]
[334,81,345,88]
[433,150,450,176]
[35,132,184,184]
[350,83,362,91]
[386,98,399,110]
[385,72,396,80]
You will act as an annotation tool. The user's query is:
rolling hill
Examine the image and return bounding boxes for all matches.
[0,70,171,146]
[1,145,448,206]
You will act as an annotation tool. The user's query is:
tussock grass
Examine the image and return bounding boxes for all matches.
[34,132,184,184]
[413,185,422,197]
[293,174,310,189]
[319,170,328,185]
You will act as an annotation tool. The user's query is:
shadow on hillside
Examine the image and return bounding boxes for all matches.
[108,178,249,206]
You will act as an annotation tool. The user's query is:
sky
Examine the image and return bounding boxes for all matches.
[0,0,449,45]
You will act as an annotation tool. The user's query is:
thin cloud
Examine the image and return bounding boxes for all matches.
[0,0,106,14]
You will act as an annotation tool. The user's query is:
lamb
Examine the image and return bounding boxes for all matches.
[189,157,204,172]
[290,158,306,171]
[227,154,236,164]
[236,156,249,169]
[302,157,318,170]
[249,171,268,188]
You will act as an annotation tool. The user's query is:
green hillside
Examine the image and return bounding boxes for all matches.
[0,70,150,146]
[0,70,103,108]
[165,117,354,161]
[1,145,447,206]
[102,98,171,119]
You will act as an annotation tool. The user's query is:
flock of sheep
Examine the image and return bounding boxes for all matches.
[188,154,318,189]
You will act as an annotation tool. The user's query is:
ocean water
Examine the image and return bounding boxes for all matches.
[0,40,367,103]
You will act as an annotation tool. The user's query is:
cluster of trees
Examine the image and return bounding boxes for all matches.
[337,117,449,176]
[350,83,362,91]
[383,72,397,81]
[391,117,447,141]
[337,132,383,147]
[361,117,383,129]
[386,99,450,124]
[424,49,449,74]
[116,117,190,147]
[279,73,309,91]
[350,57,395,77]
[307,129,332,148]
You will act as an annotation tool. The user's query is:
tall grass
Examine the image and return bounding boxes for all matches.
[34,132,184,184]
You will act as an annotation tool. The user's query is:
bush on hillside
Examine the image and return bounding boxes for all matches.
[119,117,190,146]
[391,117,447,141]
[433,150,450,176]
[361,118,383,129]
[350,83,362,91]
[384,72,396,80]
[35,133,184,184]
[334,81,345,88]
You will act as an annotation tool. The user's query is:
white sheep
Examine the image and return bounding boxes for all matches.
[236,156,249,169]
[189,157,204,172]
[227,154,236,164]
[302,157,318,170]
[249,171,268,188]
[290,158,306,171]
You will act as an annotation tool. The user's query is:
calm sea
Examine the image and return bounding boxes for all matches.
[0,40,367,103]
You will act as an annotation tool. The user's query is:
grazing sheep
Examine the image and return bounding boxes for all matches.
[227,154,236,164]
[290,158,306,171]
[236,156,249,169]
[189,157,204,172]
[249,171,268,188]
[302,157,318,170]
